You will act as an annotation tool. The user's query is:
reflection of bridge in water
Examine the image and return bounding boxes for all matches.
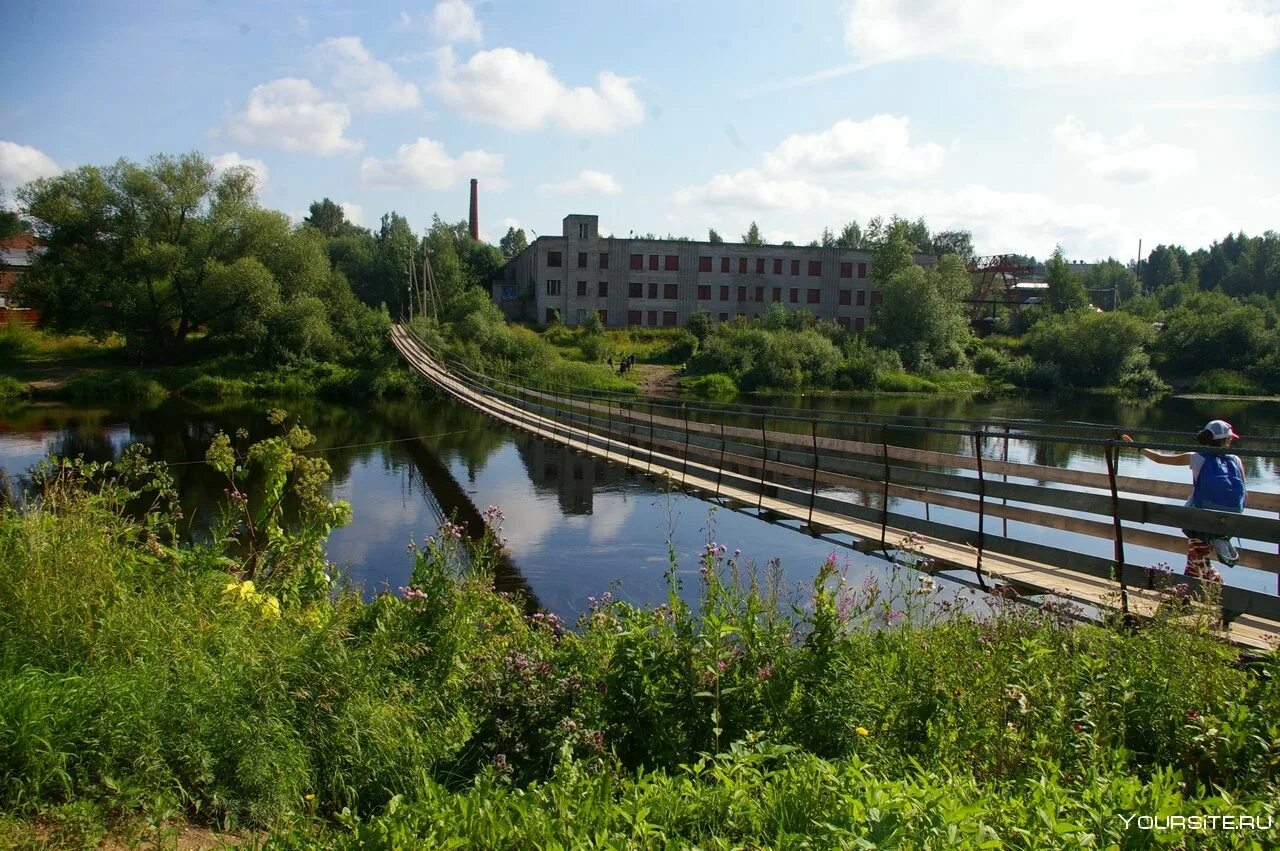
[392,326,1280,649]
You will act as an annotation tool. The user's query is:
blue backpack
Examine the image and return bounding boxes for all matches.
[1191,452,1246,513]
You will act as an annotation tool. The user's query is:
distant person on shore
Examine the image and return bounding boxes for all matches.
[1123,419,1246,582]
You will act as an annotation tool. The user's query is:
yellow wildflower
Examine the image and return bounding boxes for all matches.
[855,726,870,736]
[304,794,315,802]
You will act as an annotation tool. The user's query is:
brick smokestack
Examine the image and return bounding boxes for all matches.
[468,178,479,241]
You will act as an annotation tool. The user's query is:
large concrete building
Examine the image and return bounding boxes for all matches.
[494,214,930,332]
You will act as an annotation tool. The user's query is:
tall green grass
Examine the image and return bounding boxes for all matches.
[0,447,1277,846]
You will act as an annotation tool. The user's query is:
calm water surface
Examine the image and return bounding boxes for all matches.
[3,391,1280,620]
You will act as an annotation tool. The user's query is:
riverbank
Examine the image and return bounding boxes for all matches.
[1,326,427,404]
[1,431,1276,847]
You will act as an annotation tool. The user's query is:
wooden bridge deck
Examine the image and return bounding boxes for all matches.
[391,326,1280,650]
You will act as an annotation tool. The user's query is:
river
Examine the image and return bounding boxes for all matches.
[3,390,1280,622]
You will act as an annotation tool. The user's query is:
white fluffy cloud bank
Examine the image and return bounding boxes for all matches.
[209,152,269,188]
[0,141,61,188]
[540,169,621,195]
[842,0,1280,73]
[311,37,420,112]
[429,0,483,44]
[360,136,503,189]
[434,47,642,134]
[221,78,360,154]
[1053,116,1197,184]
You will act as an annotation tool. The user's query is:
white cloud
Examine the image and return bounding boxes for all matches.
[221,78,360,154]
[0,141,61,188]
[1053,116,1197,184]
[433,47,642,134]
[340,201,364,226]
[1262,194,1280,210]
[763,115,945,180]
[209,152,269,188]
[677,114,944,208]
[311,36,420,112]
[429,0,482,44]
[675,169,836,210]
[484,216,521,243]
[842,0,1280,74]
[539,169,621,195]
[360,136,503,189]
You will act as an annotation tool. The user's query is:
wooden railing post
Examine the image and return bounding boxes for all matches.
[973,430,988,590]
[1002,422,1011,538]
[682,404,691,488]
[808,417,819,527]
[879,424,891,550]
[1104,436,1131,616]
[647,401,655,475]
[758,412,768,511]
[605,398,613,464]
[715,417,726,500]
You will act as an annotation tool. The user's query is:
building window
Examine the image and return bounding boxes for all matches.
[773,258,782,274]
[807,288,821,304]
[839,289,851,305]
[545,307,557,323]
[545,279,561,295]
[647,310,658,326]
[649,254,659,271]
[662,310,677,327]
[808,260,822,276]
[738,257,748,274]
[648,282,659,299]
[629,281,643,298]
[699,256,712,272]
[719,312,729,322]
[790,259,800,275]
[547,251,562,267]
[871,291,882,305]
[854,317,865,332]
[664,283,679,299]
[719,285,729,301]
[756,258,765,274]
[754,286,764,302]
[630,254,643,270]
[578,223,589,239]
[598,281,608,297]
[772,287,781,302]
[840,262,853,278]
[576,308,588,325]
[577,280,588,296]
[721,257,730,273]
[698,284,711,300]
[628,310,642,325]
[665,255,679,271]
[600,252,610,269]
[838,317,851,330]
[578,252,588,268]
[856,290,866,306]
[735,285,745,302]
[789,288,799,303]
[598,309,607,324]
[858,262,868,278]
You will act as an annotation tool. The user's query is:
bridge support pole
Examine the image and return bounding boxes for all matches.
[1104,437,1131,616]
[758,414,768,512]
[808,418,819,527]
[879,425,890,551]
[973,430,988,590]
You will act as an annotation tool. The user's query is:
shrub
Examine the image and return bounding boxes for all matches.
[0,376,28,402]
[1191,369,1265,396]
[685,373,738,398]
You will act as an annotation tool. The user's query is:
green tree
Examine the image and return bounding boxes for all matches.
[1045,247,1090,312]
[499,226,528,260]
[1141,244,1188,291]
[303,198,353,238]
[820,227,836,247]
[0,187,30,238]
[836,221,863,249]
[873,254,972,370]
[929,230,974,263]
[1024,310,1159,389]
[869,219,916,292]
[1156,290,1268,374]
[1083,258,1139,306]
[742,222,765,246]
[708,228,724,243]
[686,310,713,344]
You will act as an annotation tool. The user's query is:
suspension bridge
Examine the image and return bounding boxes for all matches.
[391,325,1280,649]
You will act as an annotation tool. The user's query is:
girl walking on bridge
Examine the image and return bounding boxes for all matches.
[1124,420,1246,583]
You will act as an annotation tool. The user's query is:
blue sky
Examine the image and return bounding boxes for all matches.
[3,0,1279,260]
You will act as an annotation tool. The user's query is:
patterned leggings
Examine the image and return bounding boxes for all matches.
[1186,537,1222,583]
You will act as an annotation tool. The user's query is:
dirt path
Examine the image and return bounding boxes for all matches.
[629,364,683,396]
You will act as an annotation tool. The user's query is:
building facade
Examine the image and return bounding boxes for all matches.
[495,214,930,332]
